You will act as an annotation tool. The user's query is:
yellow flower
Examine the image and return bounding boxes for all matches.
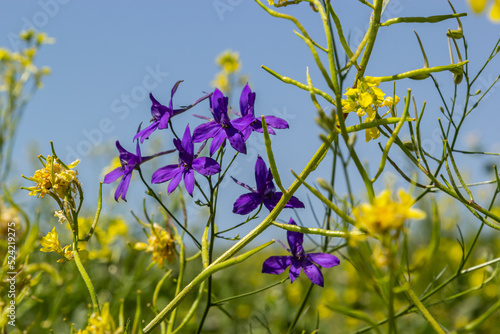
[364,117,381,142]
[77,303,116,334]
[341,76,399,142]
[352,189,426,235]
[134,223,176,268]
[215,49,241,74]
[40,227,74,263]
[468,0,500,22]
[211,72,230,93]
[23,156,80,199]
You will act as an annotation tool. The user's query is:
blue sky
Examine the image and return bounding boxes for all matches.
[2,1,500,235]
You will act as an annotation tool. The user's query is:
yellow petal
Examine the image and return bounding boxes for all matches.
[490,0,500,21]
[469,0,487,13]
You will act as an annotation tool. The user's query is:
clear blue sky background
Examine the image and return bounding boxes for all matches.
[2,1,500,238]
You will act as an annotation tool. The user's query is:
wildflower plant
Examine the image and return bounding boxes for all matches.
[10,1,500,333]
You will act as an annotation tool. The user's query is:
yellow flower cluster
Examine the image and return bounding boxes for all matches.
[134,223,176,268]
[342,76,399,142]
[352,189,426,235]
[40,227,74,263]
[0,30,53,92]
[24,156,80,199]
[76,303,116,334]
[215,49,241,74]
[211,49,245,94]
[469,0,500,22]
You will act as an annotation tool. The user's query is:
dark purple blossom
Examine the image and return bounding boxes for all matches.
[262,219,340,287]
[232,155,304,215]
[152,125,221,196]
[103,141,145,201]
[134,81,210,143]
[192,88,252,155]
[235,84,289,139]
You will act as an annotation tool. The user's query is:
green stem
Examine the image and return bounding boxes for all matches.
[73,236,100,314]
[380,13,467,27]
[287,283,314,334]
[402,278,445,334]
[377,61,468,82]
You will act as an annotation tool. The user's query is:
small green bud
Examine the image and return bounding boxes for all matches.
[403,141,415,151]
[453,73,463,85]
[316,178,333,193]
[348,133,357,147]
[446,29,463,40]
[473,89,481,96]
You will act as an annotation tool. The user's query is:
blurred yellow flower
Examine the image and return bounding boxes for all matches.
[134,223,176,268]
[0,201,21,237]
[468,0,500,22]
[352,189,426,235]
[215,49,241,74]
[23,156,80,199]
[77,303,116,334]
[211,72,230,94]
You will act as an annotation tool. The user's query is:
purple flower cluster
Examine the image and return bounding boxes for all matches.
[103,81,339,286]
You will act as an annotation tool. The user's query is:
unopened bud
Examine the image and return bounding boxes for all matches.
[348,133,357,147]
[446,29,463,39]
[403,141,415,151]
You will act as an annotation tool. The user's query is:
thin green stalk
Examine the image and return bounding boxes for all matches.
[261,116,286,193]
[261,65,335,104]
[377,61,468,82]
[380,13,466,26]
[271,221,363,238]
[287,283,314,334]
[73,236,99,314]
[401,278,445,334]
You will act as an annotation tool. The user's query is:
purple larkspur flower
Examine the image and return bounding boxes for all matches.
[232,155,304,215]
[134,81,210,143]
[262,218,340,287]
[192,88,252,155]
[152,125,221,196]
[235,84,289,139]
[104,141,145,201]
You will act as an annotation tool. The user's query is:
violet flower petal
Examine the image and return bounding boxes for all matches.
[254,156,268,194]
[301,260,325,287]
[192,157,221,176]
[307,253,340,268]
[104,167,123,184]
[210,130,227,156]
[232,193,262,215]
[114,172,132,202]
[264,115,289,129]
[289,261,302,283]
[167,169,184,194]
[225,126,246,154]
[287,220,303,257]
[262,256,293,275]
[151,165,180,184]
[193,122,221,142]
[183,169,195,196]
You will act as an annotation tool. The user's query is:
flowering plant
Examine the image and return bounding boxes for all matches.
[6,2,500,334]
